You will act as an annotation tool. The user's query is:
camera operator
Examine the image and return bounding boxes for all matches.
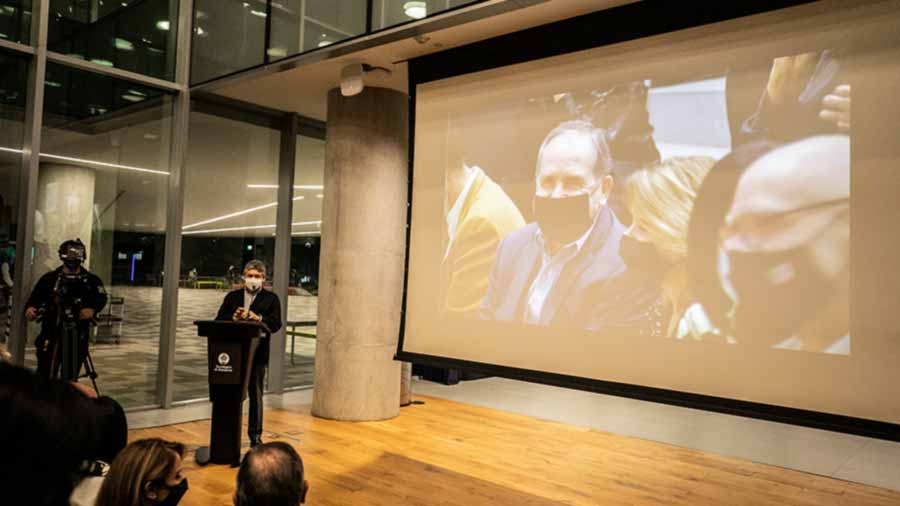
[24,239,108,378]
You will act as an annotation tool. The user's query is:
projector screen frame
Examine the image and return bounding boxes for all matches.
[396,0,900,442]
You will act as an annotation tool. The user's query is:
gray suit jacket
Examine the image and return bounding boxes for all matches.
[479,206,662,333]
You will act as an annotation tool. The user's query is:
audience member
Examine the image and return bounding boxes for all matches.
[622,156,718,339]
[441,116,525,319]
[480,120,662,334]
[234,442,308,506]
[96,438,188,506]
[721,135,850,353]
[0,362,127,506]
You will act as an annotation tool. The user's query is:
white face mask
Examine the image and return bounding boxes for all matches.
[244,276,263,292]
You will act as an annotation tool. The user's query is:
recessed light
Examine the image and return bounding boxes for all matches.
[156,20,170,31]
[403,1,427,20]
[317,40,332,48]
[91,59,115,67]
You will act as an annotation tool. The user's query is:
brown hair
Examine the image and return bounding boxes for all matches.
[96,438,185,506]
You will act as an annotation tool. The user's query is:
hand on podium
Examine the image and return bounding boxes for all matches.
[233,308,262,322]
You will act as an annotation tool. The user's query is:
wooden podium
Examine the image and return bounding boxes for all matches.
[193,320,269,466]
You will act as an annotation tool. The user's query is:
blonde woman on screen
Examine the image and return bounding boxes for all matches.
[620,156,717,340]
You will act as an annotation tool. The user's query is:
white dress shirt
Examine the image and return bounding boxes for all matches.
[524,224,594,325]
[444,165,481,261]
[243,289,258,311]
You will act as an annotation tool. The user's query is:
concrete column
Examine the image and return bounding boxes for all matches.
[400,362,412,407]
[35,163,95,278]
[312,87,408,421]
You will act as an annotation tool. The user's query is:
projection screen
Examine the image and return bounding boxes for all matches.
[401,1,900,424]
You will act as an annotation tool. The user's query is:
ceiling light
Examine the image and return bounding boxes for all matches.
[194,26,207,37]
[403,1,427,20]
[0,33,7,39]
[317,40,332,48]
[156,20,170,31]
[90,59,115,67]
[250,9,266,18]
[183,220,321,235]
[0,147,171,176]
[247,184,323,190]
[121,94,144,103]
[114,38,134,51]
[183,195,305,230]
[40,153,169,175]
[45,80,62,88]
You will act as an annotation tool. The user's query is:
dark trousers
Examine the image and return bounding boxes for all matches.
[248,357,266,441]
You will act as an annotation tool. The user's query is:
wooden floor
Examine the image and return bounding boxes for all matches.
[131,396,900,506]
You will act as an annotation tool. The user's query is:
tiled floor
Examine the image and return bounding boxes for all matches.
[23,286,316,408]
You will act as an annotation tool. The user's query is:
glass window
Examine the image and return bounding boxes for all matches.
[191,0,267,84]
[47,0,177,80]
[284,134,324,388]
[0,50,27,357]
[29,63,174,409]
[371,0,480,31]
[0,0,31,45]
[174,103,280,402]
[267,0,366,63]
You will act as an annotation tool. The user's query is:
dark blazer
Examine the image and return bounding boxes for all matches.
[479,206,661,334]
[215,288,282,364]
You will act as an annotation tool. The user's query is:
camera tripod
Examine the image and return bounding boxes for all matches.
[50,318,100,393]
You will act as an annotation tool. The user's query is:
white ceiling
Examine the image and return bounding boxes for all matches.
[215,0,637,120]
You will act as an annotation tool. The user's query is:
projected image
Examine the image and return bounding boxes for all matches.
[437,49,850,354]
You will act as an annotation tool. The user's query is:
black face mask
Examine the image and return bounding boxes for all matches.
[533,193,594,245]
[618,234,665,276]
[63,259,82,270]
[727,247,837,343]
[158,478,189,506]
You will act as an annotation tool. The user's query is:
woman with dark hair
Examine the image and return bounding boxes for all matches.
[96,438,188,506]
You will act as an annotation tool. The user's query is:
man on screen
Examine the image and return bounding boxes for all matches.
[441,123,526,319]
[719,135,850,354]
[479,120,662,333]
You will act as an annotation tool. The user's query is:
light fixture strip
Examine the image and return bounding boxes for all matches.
[182,195,306,230]
[183,220,321,235]
[0,146,170,175]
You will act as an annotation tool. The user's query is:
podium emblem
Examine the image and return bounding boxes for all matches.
[218,352,231,366]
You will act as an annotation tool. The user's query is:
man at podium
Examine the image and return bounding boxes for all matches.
[215,260,282,447]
